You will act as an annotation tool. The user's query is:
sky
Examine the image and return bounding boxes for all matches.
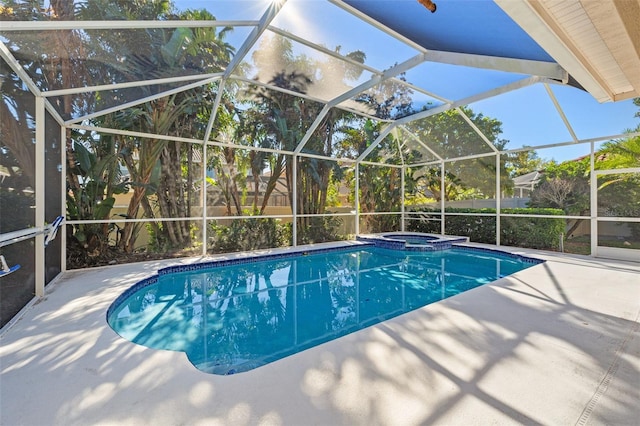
[174,0,639,163]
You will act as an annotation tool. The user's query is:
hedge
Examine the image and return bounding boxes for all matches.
[209,218,290,253]
[407,207,566,250]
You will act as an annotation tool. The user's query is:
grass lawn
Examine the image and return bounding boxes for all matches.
[563,235,640,256]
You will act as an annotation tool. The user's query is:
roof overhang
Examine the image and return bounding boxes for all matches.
[496,0,640,103]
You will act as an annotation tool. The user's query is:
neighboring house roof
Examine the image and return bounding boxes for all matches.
[513,170,542,190]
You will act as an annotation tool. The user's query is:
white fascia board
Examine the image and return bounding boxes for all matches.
[495,0,612,103]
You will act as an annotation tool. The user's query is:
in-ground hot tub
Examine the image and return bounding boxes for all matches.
[356,232,469,251]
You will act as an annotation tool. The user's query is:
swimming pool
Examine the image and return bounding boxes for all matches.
[107,242,542,375]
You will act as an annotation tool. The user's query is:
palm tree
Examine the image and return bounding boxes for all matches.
[597,135,640,172]
[596,133,640,240]
[85,6,235,252]
[242,34,370,242]
[114,95,192,252]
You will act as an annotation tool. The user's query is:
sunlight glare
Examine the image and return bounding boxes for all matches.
[272,0,317,43]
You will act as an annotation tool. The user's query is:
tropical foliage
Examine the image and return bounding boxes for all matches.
[2,0,638,268]
[528,102,640,242]
[407,207,565,249]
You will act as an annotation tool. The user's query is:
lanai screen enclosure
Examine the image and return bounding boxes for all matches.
[1,0,639,328]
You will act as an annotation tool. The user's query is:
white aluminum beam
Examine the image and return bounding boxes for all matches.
[295,53,426,154]
[332,0,568,81]
[359,160,403,168]
[501,131,640,155]
[410,150,498,168]
[396,76,541,126]
[401,168,406,231]
[293,105,332,154]
[396,131,406,166]
[0,41,42,97]
[398,125,444,161]
[389,77,450,104]
[355,163,360,235]
[65,76,219,125]
[43,99,67,127]
[590,142,597,256]
[334,53,427,108]
[544,83,579,143]
[424,50,567,82]
[440,161,445,234]
[0,20,256,31]
[455,107,500,153]
[231,75,330,105]
[292,154,297,246]
[35,97,46,297]
[355,124,396,162]
[203,78,228,144]
[268,26,381,76]
[358,76,541,163]
[42,73,223,97]
[495,153,501,246]
[60,124,67,273]
[70,123,396,167]
[594,167,640,176]
[228,78,392,124]
[223,1,285,79]
[329,0,427,55]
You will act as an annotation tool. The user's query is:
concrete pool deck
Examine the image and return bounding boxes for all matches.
[1,243,639,426]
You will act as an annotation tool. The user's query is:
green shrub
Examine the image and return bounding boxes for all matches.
[296,216,344,244]
[500,208,565,250]
[406,214,440,234]
[447,209,497,244]
[209,218,289,253]
[408,208,496,243]
[365,214,401,234]
[407,207,565,250]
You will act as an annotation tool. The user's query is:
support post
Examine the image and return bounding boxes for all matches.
[496,152,501,246]
[35,97,45,297]
[401,165,405,231]
[355,163,360,236]
[590,141,597,256]
[202,140,208,256]
[60,124,67,272]
[440,161,445,235]
[292,155,297,246]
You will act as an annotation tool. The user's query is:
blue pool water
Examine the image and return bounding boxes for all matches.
[107,245,542,375]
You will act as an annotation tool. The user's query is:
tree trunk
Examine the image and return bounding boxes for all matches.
[260,155,285,214]
[120,186,146,252]
[565,211,588,238]
[119,139,165,252]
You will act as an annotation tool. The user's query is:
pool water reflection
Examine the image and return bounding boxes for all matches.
[108,246,541,375]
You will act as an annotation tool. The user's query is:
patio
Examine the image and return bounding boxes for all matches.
[1,1,639,423]
[2,243,638,425]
